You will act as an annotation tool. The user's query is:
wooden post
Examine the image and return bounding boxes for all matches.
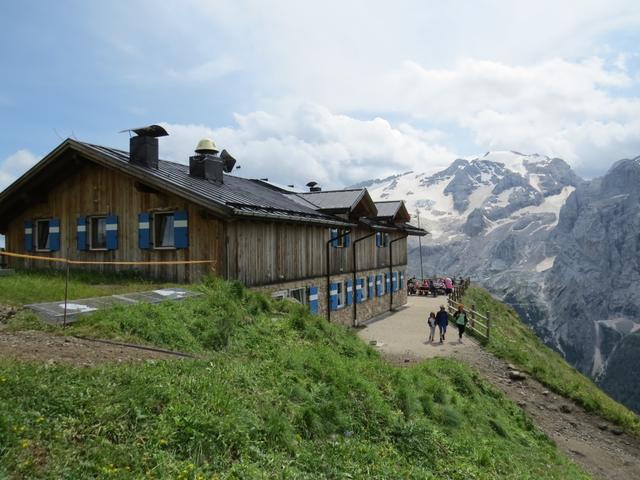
[486,311,491,343]
[62,257,70,328]
[471,304,476,329]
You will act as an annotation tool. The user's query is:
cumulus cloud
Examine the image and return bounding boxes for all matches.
[159,104,457,188]
[0,149,40,190]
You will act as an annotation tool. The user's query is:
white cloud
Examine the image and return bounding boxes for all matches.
[0,149,40,190]
[159,104,457,188]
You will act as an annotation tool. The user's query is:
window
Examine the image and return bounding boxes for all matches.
[330,228,350,248]
[35,219,51,251]
[89,216,107,250]
[153,212,175,249]
[376,232,389,247]
[271,290,288,300]
[360,277,368,301]
[336,282,345,308]
[290,287,307,305]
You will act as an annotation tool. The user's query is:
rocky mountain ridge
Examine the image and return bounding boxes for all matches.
[361,151,640,412]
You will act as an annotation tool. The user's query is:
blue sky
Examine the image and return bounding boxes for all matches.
[2,0,640,195]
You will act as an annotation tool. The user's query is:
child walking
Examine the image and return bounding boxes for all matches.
[427,312,436,342]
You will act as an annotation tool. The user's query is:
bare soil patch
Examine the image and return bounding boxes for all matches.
[0,330,181,367]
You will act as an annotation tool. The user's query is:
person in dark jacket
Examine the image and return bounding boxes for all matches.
[435,305,449,343]
[453,304,468,342]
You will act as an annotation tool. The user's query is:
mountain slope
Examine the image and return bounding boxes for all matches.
[0,276,590,479]
[363,151,640,414]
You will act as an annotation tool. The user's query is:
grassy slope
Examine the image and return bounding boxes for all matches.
[0,278,588,479]
[0,270,171,306]
[463,286,640,436]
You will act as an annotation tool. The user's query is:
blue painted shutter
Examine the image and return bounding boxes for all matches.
[375,232,381,247]
[344,232,350,247]
[106,215,118,250]
[400,272,405,289]
[174,211,188,249]
[308,286,319,313]
[392,272,398,292]
[346,279,353,306]
[49,218,60,252]
[368,275,374,300]
[386,274,391,294]
[76,217,87,251]
[355,278,362,304]
[138,213,150,249]
[376,275,383,297]
[330,228,338,248]
[329,282,338,311]
[24,220,33,252]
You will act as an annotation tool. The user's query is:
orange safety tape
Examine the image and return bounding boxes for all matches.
[0,250,215,266]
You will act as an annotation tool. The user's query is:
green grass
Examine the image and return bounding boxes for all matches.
[0,269,172,306]
[463,286,640,436]
[0,277,589,479]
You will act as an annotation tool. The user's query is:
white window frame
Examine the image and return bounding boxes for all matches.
[88,215,108,251]
[336,281,345,308]
[289,287,307,305]
[331,228,349,248]
[35,218,52,252]
[359,277,367,301]
[152,211,176,250]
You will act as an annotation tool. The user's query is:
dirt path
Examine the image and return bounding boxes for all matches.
[0,330,186,366]
[358,296,640,480]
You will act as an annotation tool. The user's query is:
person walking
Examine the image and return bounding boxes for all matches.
[427,312,437,343]
[435,305,448,343]
[453,304,468,342]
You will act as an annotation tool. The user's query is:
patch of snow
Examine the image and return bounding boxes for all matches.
[518,186,575,228]
[535,256,556,272]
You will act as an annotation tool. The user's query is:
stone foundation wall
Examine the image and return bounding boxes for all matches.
[251,266,407,327]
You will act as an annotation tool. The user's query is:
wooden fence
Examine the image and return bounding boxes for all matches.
[447,279,491,343]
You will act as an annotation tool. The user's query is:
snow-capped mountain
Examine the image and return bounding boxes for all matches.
[360,151,640,413]
[366,151,581,243]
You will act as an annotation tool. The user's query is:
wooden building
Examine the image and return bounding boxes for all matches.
[0,127,426,325]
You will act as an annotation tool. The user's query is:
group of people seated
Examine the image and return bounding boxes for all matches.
[407,276,464,297]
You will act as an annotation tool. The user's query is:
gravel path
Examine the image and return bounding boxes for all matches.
[358,296,640,480]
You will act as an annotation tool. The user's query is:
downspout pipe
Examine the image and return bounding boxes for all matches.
[352,230,377,327]
[389,232,409,312]
[326,227,352,322]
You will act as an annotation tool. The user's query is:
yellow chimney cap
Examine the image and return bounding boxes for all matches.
[195,138,219,154]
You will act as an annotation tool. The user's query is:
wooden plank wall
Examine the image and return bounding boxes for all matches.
[5,161,225,282]
[230,223,408,287]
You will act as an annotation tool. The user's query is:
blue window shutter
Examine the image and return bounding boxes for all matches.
[174,211,188,249]
[308,286,319,313]
[76,217,87,251]
[375,232,381,247]
[49,218,60,252]
[138,213,150,249]
[355,278,362,304]
[386,274,391,293]
[393,272,398,292]
[329,282,338,311]
[346,279,353,306]
[330,228,338,248]
[376,275,382,297]
[24,220,33,252]
[368,276,374,300]
[106,215,118,250]
[344,232,350,247]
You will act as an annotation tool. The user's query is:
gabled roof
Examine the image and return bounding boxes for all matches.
[290,188,378,217]
[374,200,411,223]
[0,140,352,228]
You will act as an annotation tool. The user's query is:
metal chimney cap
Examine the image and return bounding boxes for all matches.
[195,138,219,154]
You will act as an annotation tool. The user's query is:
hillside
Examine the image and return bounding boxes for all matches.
[362,151,640,414]
[0,275,591,479]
